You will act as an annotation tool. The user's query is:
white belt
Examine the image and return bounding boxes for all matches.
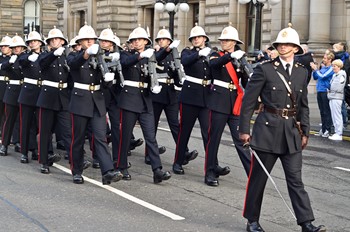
[74,82,101,91]
[213,79,237,90]
[174,85,182,91]
[0,76,9,81]
[42,80,67,89]
[123,80,148,88]
[158,78,174,84]
[185,75,211,86]
[24,77,42,86]
[9,80,22,85]
[157,73,169,78]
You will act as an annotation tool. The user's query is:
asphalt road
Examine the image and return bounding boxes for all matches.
[0,111,350,232]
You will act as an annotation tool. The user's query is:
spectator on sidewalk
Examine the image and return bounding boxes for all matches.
[328,59,346,141]
[311,51,335,137]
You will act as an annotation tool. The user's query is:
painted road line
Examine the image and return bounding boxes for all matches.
[334,167,350,172]
[53,163,185,221]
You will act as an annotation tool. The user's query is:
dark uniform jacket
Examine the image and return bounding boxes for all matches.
[68,50,106,118]
[0,55,10,100]
[239,58,309,154]
[119,49,165,113]
[18,51,42,106]
[37,50,70,111]
[208,51,249,114]
[180,47,211,107]
[151,47,180,105]
[1,52,26,106]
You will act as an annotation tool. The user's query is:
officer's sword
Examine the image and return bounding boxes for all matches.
[245,144,297,220]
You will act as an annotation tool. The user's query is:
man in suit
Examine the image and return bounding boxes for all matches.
[0,35,27,156]
[239,24,326,232]
[0,35,12,140]
[117,26,171,184]
[205,25,251,187]
[172,24,211,175]
[68,24,123,185]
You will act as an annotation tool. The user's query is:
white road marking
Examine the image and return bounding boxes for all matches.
[53,163,185,221]
[334,167,350,172]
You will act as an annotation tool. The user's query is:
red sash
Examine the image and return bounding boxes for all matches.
[219,51,243,115]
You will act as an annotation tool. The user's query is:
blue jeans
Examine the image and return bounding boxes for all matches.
[317,92,332,133]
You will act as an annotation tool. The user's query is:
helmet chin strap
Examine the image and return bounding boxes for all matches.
[279,49,294,56]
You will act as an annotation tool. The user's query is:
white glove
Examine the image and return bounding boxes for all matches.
[231,50,246,60]
[140,48,155,58]
[198,47,211,57]
[108,52,120,62]
[86,44,99,55]
[151,85,162,94]
[28,53,39,62]
[54,47,65,56]
[104,72,115,82]
[169,40,181,49]
[9,55,18,64]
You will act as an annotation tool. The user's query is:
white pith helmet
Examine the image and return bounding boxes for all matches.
[26,30,44,45]
[76,23,98,43]
[98,27,115,44]
[188,23,209,42]
[218,24,244,44]
[272,23,303,55]
[69,36,78,47]
[127,26,152,45]
[10,34,27,48]
[46,26,68,45]
[113,34,123,50]
[0,35,12,47]
[155,28,173,42]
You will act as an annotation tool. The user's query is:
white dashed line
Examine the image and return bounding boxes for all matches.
[53,163,185,221]
[334,167,350,172]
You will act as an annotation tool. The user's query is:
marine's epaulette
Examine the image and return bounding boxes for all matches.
[260,59,273,65]
[295,61,305,68]
[184,46,191,50]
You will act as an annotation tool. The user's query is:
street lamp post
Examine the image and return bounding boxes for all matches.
[154,0,190,38]
[238,0,281,54]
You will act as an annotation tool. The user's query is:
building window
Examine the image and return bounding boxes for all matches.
[193,3,199,25]
[79,10,86,28]
[24,0,40,34]
[247,2,256,55]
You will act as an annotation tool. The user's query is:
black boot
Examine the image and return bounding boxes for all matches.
[0,145,8,156]
[153,168,171,184]
[20,154,29,163]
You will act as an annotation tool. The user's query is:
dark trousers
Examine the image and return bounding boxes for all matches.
[0,101,4,132]
[153,101,179,143]
[117,109,162,171]
[107,103,121,162]
[1,104,19,146]
[205,111,251,175]
[174,103,209,165]
[19,104,38,155]
[38,108,71,164]
[70,110,114,176]
[243,150,315,225]
[317,92,332,133]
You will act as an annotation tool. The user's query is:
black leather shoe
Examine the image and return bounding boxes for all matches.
[153,168,171,184]
[48,153,61,163]
[56,141,65,150]
[301,222,326,232]
[119,168,131,180]
[129,138,144,150]
[127,150,131,156]
[183,150,198,165]
[214,165,231,177]
[102,170,123,185]
[172,163,184,175]
[0,145,8,156]
[20,154,29,163]
[41,164,50,174]
[205,171,219,187]
[31,150,38,160]
[73,174,84,184]
[92,159,100,169]
[158,146,166,154]
[83,160,92,170]
[246,221,265,232]
[14,143,21,153]
[145,155,151,165]
[64,153,69,160]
